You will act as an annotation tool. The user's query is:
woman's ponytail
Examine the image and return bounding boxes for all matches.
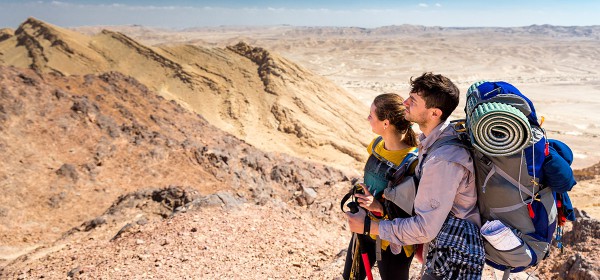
[402,126,418,147]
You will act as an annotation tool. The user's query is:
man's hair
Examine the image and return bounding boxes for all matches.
[409,72,460,121]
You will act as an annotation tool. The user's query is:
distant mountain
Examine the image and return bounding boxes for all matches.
[0,18,371,169]
[174,24,600,39]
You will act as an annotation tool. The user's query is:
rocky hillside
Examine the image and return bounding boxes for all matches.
[0,66,353,272]
[0,18,371,169]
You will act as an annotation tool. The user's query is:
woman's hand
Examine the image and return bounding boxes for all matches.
[354,184,384,214]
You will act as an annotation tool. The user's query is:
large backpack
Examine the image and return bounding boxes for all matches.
[416,81,576,278]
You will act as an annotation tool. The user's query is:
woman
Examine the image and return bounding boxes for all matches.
[342,93,419,280]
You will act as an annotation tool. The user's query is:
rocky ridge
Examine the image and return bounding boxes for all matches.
[0,66,353,276]
[0,18,371,169]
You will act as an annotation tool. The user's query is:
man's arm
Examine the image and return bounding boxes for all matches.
[377,158,466,245]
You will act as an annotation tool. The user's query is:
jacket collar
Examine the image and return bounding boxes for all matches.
[418,120,452,152]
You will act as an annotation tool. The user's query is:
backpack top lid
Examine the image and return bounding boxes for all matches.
[467,81,540,127]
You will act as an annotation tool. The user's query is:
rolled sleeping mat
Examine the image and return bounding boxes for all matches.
[469,102,532,157]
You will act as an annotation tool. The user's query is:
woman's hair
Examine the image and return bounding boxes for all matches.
[373,93,418,147]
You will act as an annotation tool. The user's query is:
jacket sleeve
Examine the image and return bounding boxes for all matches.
[378,157,466,245]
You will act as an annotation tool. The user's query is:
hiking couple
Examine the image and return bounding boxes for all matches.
[343,72,485,280]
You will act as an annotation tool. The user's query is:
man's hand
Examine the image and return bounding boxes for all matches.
[345,207,366,234]
[354,184,384,213]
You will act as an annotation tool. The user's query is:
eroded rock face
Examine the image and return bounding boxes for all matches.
[0,28,13,42]
[0,18,371,169]
[0,66,351,263]
[563,210,600,246]
[558,254,599,280]
[533,210,600,280]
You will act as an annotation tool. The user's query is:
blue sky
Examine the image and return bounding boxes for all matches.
[1,1,598,29]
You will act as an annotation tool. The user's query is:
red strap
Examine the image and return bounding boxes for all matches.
[527,204,535,219]
[415,244,424,264]
[371,211,383,217]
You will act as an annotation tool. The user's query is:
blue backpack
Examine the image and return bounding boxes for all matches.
[464,81,577,277]
[416,81,577,279]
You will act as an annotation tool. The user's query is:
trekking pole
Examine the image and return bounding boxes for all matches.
[357,235,374,280]
[349,233,361,280]
[347,202,374,280]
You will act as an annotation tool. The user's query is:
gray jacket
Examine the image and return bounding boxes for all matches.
[379,120,481,246]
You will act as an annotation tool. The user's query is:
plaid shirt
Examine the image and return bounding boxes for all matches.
[425,214,485,280]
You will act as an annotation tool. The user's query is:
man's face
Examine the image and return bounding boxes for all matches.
[403,92,430,125]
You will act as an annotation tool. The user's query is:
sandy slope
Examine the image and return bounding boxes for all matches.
[1,18,372,171]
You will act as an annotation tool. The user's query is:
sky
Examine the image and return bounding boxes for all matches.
[0,0,599,29]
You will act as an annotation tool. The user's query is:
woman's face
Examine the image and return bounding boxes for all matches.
[368,103,386,135]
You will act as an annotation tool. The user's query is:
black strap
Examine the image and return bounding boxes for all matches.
[363,214,371,236]
[340,192,353,213]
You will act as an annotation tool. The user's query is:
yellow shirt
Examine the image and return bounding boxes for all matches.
[367,138,418,165]
[366,137,417,257]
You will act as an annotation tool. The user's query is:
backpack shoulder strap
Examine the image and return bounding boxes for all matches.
[400,150,418,169]
[417,135,469,179]
[371,136,400,169]
[388,150,419,187]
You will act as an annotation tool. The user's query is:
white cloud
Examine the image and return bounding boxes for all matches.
[418,3,429,8]
[50,1,70,6]
[241,7,260,12]
[435,3,442,7]
[302,8,332,13]
[267,7,286,12]
[361,9,396,13]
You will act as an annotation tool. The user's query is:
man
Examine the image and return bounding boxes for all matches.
[346,72,484,280]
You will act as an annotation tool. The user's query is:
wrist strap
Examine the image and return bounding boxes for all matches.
[363,215,371,236]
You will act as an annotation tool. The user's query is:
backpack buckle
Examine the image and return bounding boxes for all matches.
[452,120,467,133]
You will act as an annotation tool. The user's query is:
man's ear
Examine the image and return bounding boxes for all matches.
[430,108,443,120]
